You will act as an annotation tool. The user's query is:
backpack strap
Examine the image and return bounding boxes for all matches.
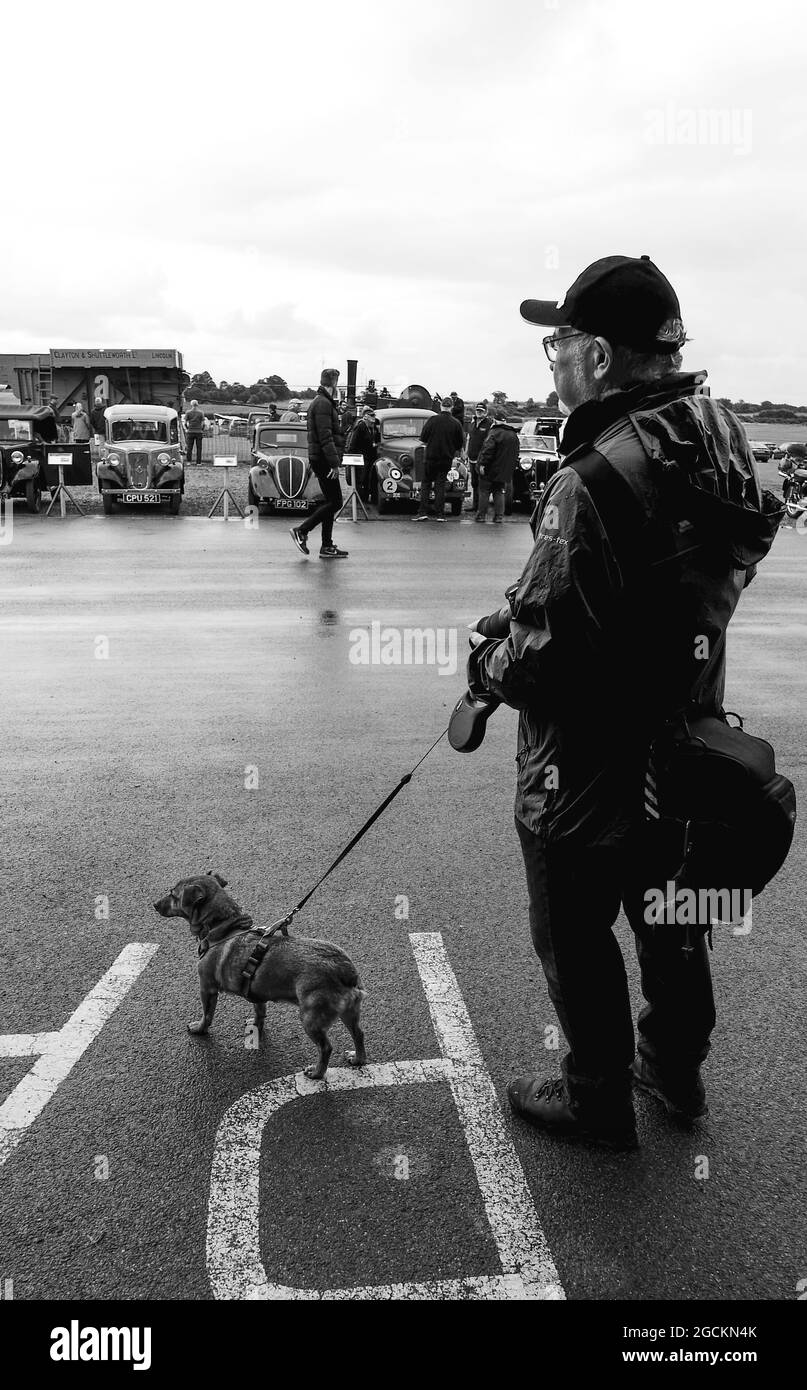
[566,446,647,584]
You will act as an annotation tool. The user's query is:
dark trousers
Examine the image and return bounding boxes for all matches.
[186,432,203,465]
[358,461,374,504]
[469,460,480,510]
[299,471,342,547]
[515,817,716,1108]
[418,459,449,515]
[477,478,505,519]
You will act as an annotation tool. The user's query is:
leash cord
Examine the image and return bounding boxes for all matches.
[262,725,449,939]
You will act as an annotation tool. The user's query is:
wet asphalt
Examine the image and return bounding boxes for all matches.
[0,505,804,1302]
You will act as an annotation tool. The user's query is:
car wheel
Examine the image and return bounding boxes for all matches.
[168,493,182,515]
[24,480,41,513]
[101,488,117,515]
[450,498,463,516]
[377,495,391,515]
[247,479,260,509]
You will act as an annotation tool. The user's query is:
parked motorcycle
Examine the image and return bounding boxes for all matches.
[778,443,807,520]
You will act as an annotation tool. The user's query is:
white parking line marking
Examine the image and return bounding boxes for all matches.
[206,931,565,1300]
[0,944,159,1170]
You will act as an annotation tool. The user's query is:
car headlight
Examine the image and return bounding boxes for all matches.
[157,452,171,465]
[521,460,533,471]
[10,450,23,464]
[389,467,402,481]
[399,454,412,468]
[447,470,458,482]
[107,454,120,466]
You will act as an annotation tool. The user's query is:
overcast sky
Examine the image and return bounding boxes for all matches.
[2,0,805,401]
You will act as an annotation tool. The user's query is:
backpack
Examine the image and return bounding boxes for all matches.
[566,448,796,911]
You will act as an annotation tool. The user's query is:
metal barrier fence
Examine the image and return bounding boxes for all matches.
[199,425,252,463]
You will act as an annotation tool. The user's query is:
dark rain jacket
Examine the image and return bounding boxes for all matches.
[467,416,493,462]
[307,387,344,476]
[477,421,520,487]
[346,417,379,467]
[420,411,465,465]
[472,373,783,846]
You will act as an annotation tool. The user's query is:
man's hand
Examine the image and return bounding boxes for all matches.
[327,467,339,480]
[468,624,487,649]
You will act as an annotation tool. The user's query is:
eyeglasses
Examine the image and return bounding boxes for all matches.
[542,331,588,363]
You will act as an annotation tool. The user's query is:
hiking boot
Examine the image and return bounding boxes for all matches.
[632,1056,708,1121]
[507,1075,639,1151]
[320,545,348,559]
[411,513,429,522]
[474,514,486,523]
[290,527,309,555]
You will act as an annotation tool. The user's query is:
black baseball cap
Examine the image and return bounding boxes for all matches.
[520,254,685,353]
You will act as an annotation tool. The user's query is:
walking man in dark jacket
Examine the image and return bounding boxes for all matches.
[290,368,348,559]
[413,398,465,522]
[468,254,782,1149]
[475,410,519,523]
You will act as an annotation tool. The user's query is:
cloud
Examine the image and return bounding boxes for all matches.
[0,0,805,401]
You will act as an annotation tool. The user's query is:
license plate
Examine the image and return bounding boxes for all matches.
[271,498,306,509]
[119,491,162,504]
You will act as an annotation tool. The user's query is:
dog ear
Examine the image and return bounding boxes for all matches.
[181,883,207,911]
[213,874,228,888]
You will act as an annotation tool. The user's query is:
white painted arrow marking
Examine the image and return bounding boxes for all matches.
[206,931,564,1300]
[0,944,159,1170]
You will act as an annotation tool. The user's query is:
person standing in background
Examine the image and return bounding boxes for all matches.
[71,401,92,442]
[466,402,494,512]
[184,399,205,464]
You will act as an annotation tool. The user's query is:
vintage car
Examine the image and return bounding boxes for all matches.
[97,405,185,514]
[747,440,773,462]
[372,408,469,515]
[0,405,56,511]
[512,417,563,510]
[247,421,325,513]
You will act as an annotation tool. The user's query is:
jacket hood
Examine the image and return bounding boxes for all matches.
[562,372,783,569]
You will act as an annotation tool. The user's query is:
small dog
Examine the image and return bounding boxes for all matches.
[153,874,367,1080]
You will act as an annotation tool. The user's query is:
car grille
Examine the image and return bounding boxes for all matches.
[413,445,425,469]
[126,451,151,488]
[275,454,306,499]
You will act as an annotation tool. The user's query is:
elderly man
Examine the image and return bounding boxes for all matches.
[475,408,519,524]
[413,396,465,522]
[185,399,205,464]
[345,405,379,504]
[281,398,303,422]
[290,368,348,559]
[468,254,782,1149]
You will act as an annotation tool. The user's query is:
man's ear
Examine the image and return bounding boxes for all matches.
[214,874,228,888]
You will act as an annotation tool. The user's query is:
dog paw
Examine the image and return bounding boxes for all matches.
[344,1050,366,1068]
[303,1064,326,1081]
[187,1020,208,1035]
